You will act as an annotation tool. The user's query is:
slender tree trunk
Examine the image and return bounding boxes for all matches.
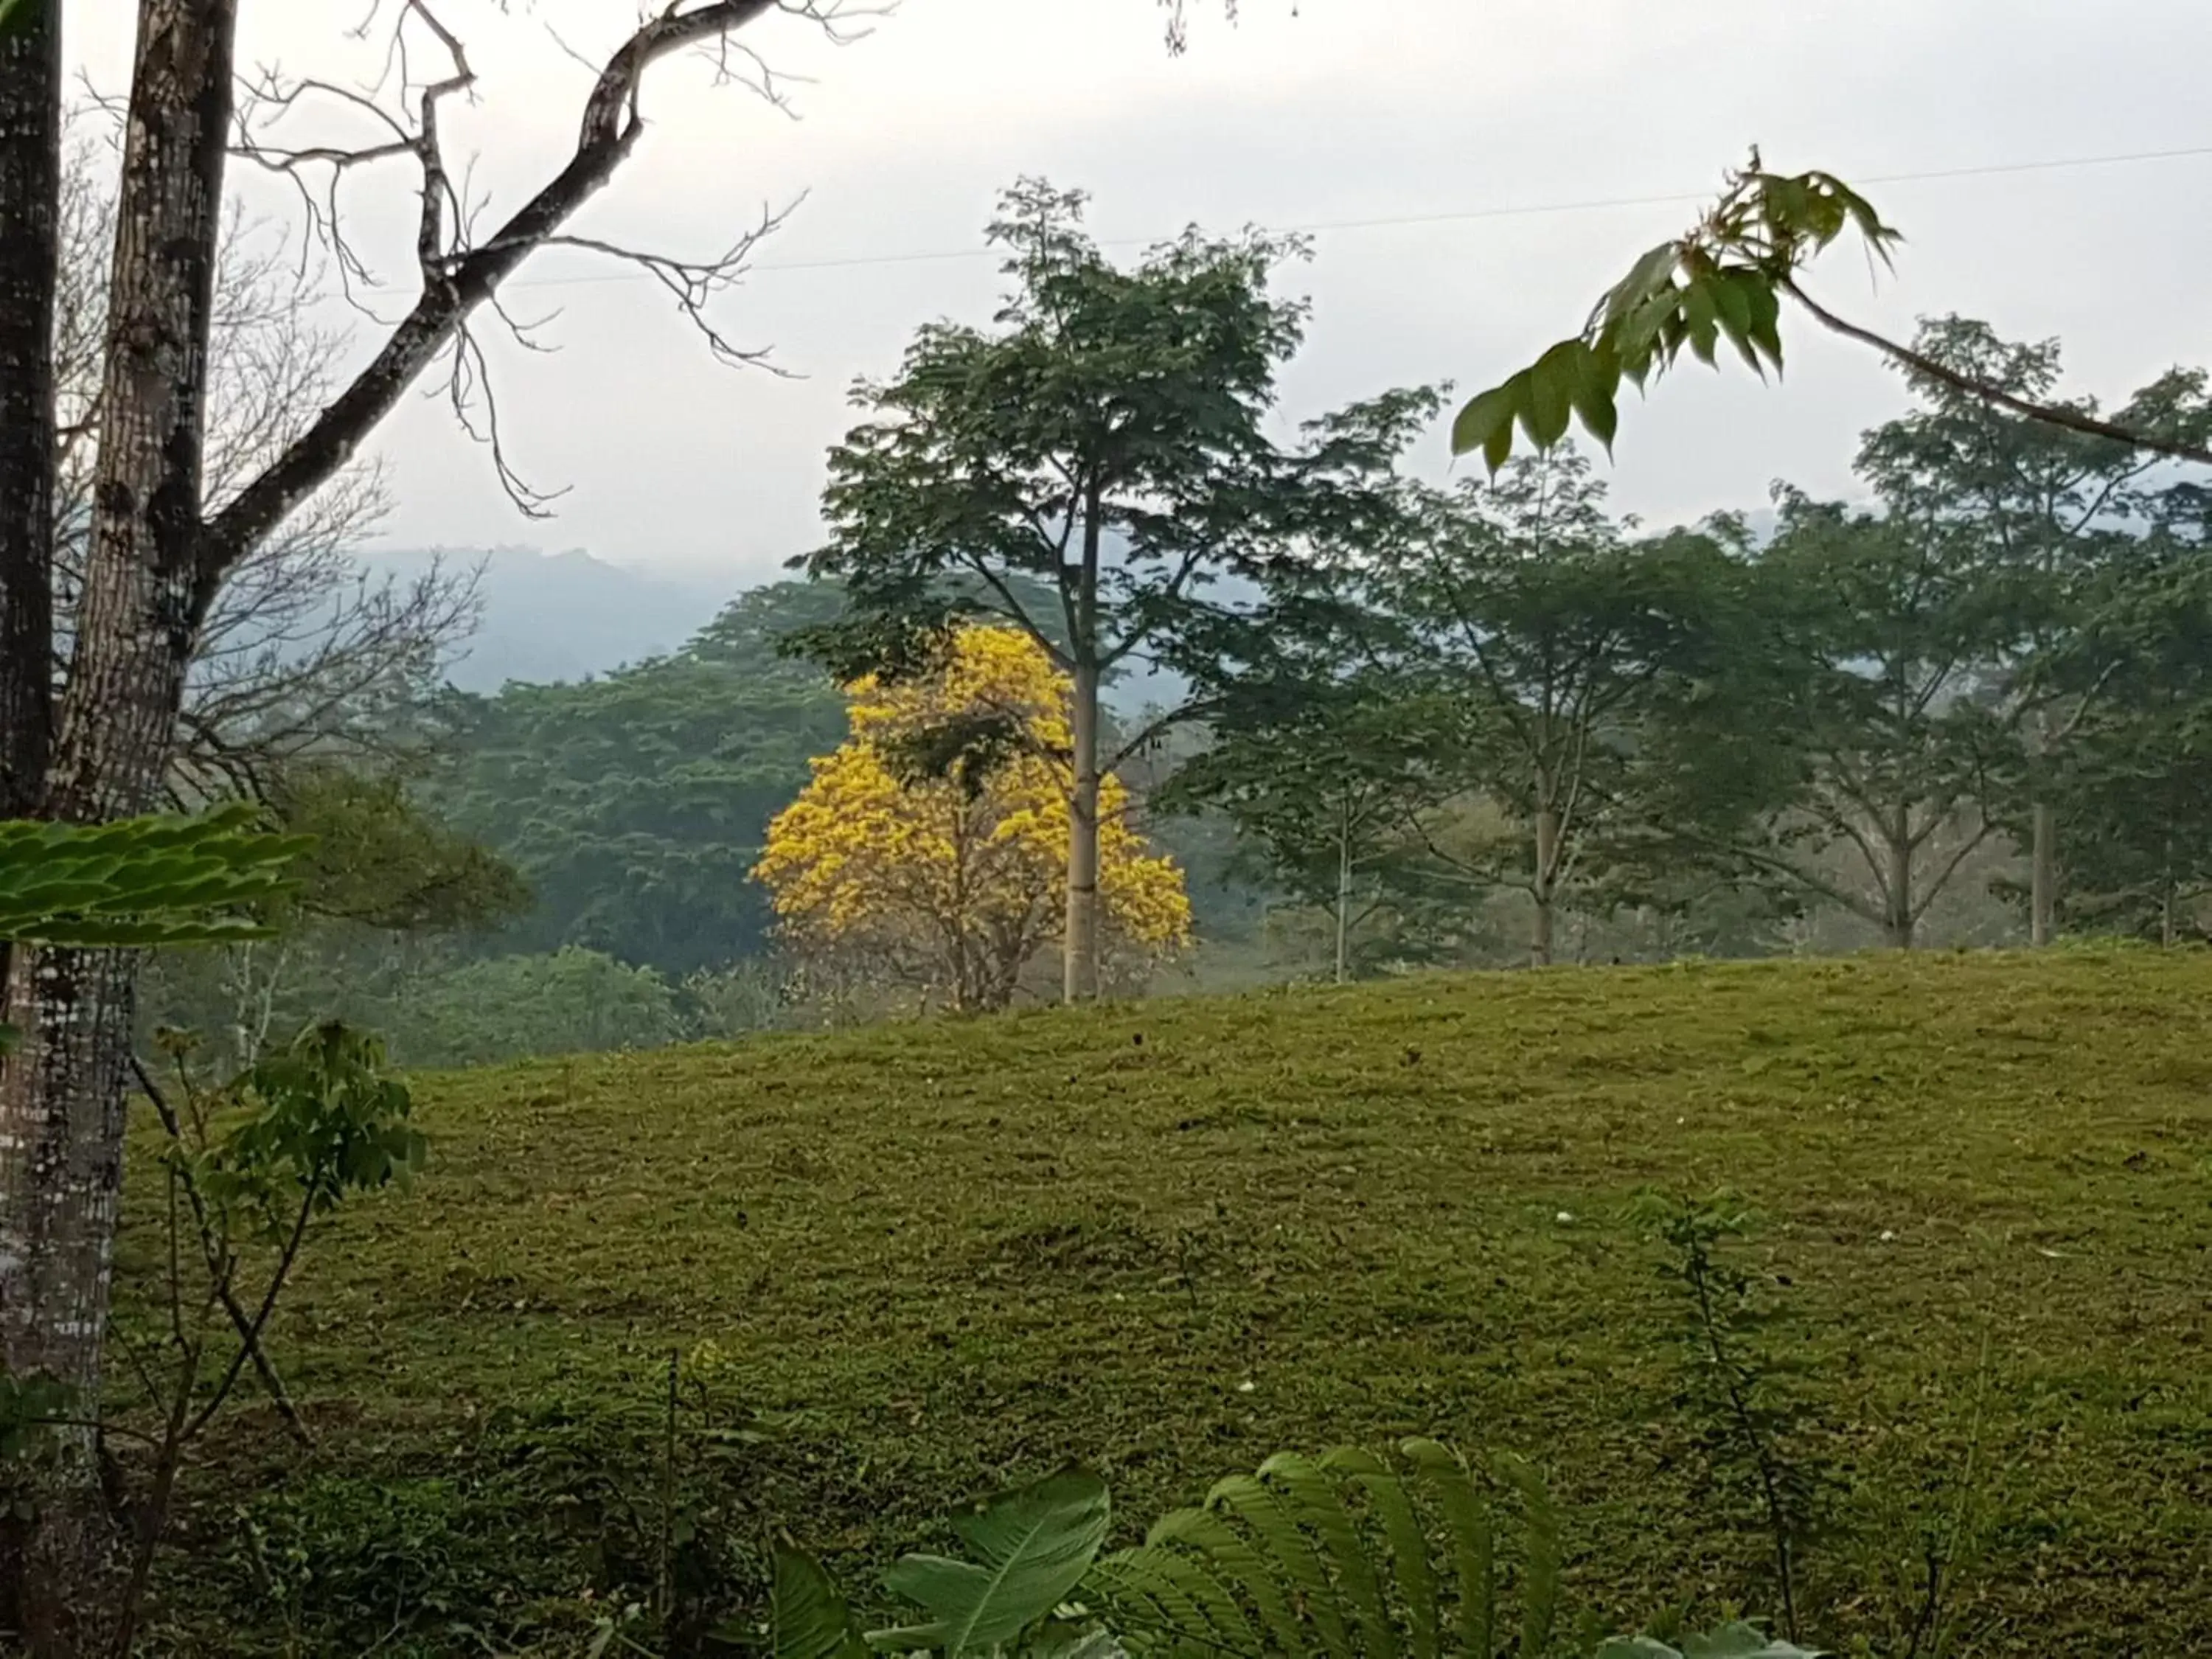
[2029,800,2056,947]
[1333,804,1352,986]
[1063,657,1102,1003]
[1531,801,1560,968]
[1062,489,1104,1005]
[2161,839,2178,949]
[0,5,237,1647]
[1885,819,1916,950]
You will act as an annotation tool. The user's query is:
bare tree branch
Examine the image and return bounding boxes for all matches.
[1782,277,2212,469]
[202,0,842,597]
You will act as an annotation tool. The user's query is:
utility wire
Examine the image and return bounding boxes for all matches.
[505,141,2212,291]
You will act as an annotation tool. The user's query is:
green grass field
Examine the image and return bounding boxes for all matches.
[133,950,2212,1655]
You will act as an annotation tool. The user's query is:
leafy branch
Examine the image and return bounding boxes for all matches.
[1453,153,2212,471]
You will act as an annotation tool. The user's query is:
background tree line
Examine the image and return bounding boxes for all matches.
[140,303,2212,1065]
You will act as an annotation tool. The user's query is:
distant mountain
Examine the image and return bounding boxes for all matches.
[363,546,733,692]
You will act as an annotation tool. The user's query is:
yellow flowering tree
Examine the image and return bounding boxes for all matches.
[754,627,1191,1012]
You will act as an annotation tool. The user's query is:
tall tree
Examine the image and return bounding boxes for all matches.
[1722,495,2015,950]
[1854,319,2212,943]
[0,4,847,1640]
[1163,667,1447,984]
[804,180,1423,1001]
[1365,451,1740,966]
[2031,533,2212,944]
[0,0,58,827]
[48,126,479,807]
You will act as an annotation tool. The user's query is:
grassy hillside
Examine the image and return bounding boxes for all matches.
[133,950,2212,1655]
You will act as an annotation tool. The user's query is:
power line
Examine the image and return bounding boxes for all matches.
[504,140,2212,291]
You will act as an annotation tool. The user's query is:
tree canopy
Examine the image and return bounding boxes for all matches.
[802,178,1426,1001]
[756,625,1190,1013]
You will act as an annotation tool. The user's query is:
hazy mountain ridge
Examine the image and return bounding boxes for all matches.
[362,546,735,692]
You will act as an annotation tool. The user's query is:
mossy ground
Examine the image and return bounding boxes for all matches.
[126,950,2212,1655]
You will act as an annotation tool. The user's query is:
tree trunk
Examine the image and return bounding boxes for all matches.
[1884,821,1916,950]
[0,0,60,821]
[2029,799,2056,947]
[1063,657,1102,1003]
[0,4,237,1646]
[0,950,139,1652]
[1531,802,1560,968]
[1333,806,1352,986]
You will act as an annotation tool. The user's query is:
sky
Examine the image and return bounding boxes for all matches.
[70,0,2212,592]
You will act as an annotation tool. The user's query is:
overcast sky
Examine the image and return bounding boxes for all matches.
[72,1,2212,588]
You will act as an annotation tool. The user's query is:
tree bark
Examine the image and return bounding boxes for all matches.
[1530,807,1559,969]
[1062,489,1103,1005]
[1333,805,1352,986]
[0,4,236,1647]
[1884,821,1916,950]
[1530,801,1562,968]
[2029,800,2056,947]
[1063,657,1102,1004]
[0,0,60,821]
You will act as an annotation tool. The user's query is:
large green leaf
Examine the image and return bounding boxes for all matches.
[0,808,310,948]
[1088,1439,1558,1659]
[1449,382,1521,464]
[873,1470,1111,1654]
[770,1549,870,1659]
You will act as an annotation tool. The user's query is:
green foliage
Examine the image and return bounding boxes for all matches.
[392,946,692,1068]
[874,1470,1113,1653]
[1091,1439,1559,1659]
[800,177,1427,768]
[2030,528,2212,940]
[270,768,529,934]
[126,950,2212,1652]
[180,1022,427,1229]
[433,580,848,978]
[1451,157,1895,469]
[0,805,308,949]
[1635,1195,1826,1643]
[1161,664,1451,969]
[772,1548,870,1659]
[0,806,310,1053]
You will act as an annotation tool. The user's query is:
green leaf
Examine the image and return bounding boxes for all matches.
[1259,1451,1398,1658]
[1400,1438,1496,1659]
[1523,342,1582,450]
[1327,1449,1439,1659]
[1498,1453,1559,1658]
[1742,277,1784,373]
[772,1549,869,1659]
[1484,383,1522,473]
[1569,351,1621,455]
[1680,279,1721,367]
[1604,242,1682,328]
[1092,1440,1557,1659]
[0,808,310,949]
[1450,381,1521,461]
[1708,272,1761,373]
[873,1470,1110,1654]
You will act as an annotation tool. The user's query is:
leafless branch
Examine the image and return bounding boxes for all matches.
[204,0,848,589]
[1782,277,2212,469]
